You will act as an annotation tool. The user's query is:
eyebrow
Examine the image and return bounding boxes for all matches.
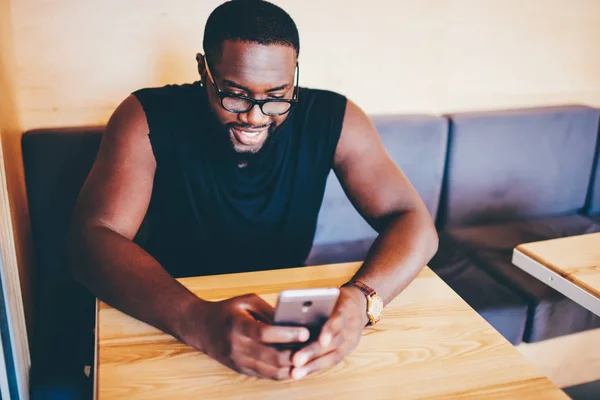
[222,79,290,93]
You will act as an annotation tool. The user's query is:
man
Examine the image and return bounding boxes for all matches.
[69,0,438,381]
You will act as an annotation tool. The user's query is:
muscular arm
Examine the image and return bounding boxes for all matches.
[334,100,439,307]
[288,100,439,376]
[68,95,204,346]
[69,96,310,379]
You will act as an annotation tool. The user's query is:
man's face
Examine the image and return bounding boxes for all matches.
[200,40,298,156]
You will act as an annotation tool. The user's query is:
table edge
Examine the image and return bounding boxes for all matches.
[93,263,566,398]
[515,240,600,299]
[512,248,600,316]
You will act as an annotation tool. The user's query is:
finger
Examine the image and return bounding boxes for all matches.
[292,331,343,367]
[239,337,294,367]
[239,294,275,323]
[237,314,309,344]
[319,309,345,347]
[258,324,311,344]
[237,365,260,378]
[291,349,344,380]
[238,355,291,381]
[237,313,310,344]
[228,353,260,378]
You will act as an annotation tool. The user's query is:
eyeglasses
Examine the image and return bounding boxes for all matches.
[203,55,299,117]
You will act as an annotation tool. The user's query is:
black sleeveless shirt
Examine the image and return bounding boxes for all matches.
[132,82,347,278]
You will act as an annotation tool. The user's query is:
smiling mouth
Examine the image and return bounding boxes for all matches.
[240,130,260,137]
[230,126,268,146]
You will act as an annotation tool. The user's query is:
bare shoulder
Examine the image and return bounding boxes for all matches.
[73,94,156,238]
[334,99,384,168]
[102,94,151,149]
[92,93,156,176]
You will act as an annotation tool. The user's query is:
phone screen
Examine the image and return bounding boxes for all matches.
[272,288,340,349]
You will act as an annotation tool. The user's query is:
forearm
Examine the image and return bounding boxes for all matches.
[68,225,207,347]
[351,210,439,305]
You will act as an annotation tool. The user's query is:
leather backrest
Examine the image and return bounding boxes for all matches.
[587,126,600,216]
[22,127,102,362]
[313,115,448,245]
[440,106,600,227]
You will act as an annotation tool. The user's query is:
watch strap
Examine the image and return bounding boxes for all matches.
[343,280,376,297]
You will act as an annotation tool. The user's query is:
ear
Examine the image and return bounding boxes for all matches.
[196,53,207,83]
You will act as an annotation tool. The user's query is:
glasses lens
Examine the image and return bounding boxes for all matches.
[222,96,252,112]
[262,101,292,116]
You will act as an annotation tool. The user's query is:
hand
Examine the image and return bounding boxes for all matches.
[180,294,310,380]
[289,286,368,380]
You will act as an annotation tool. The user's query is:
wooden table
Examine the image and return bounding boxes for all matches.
[95,262,567,399]
[513,232,600,316]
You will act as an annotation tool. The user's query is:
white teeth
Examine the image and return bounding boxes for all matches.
[241,130,260,138]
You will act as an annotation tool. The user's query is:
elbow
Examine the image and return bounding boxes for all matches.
[427,222,439,262]
[409,207,439,264]
[387,207,439,263]
[418,207,439,263]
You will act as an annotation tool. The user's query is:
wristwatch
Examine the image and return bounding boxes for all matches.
[343,280,384,326]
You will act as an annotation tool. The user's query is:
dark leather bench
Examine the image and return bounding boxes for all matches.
[23,128,103,399]
[588,138,600,222]
[429,106,600,343]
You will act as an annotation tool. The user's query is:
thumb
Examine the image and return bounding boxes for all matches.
[239,294,274,323]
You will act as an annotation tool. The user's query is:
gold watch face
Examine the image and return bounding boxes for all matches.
[369,294,384,322]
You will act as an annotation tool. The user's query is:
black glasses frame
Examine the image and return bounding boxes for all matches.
[203,55,299,117]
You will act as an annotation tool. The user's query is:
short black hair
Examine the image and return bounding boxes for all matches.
[203,0,300,64]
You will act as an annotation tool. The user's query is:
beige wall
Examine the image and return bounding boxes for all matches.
[8,0,600,131]
[0,1,599,393]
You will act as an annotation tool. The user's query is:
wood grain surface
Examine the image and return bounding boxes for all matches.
[96,263,567,400]
[516,232,600,298]
[518,328,600,388]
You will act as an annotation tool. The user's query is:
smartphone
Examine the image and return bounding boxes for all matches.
[273,287,340,348]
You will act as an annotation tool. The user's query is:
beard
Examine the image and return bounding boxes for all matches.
[225,121,280,166]
[204,92,287,167]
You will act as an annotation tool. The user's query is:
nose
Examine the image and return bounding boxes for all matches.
[238,103,270,128]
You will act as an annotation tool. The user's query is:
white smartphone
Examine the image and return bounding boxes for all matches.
[273,287,340,346]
